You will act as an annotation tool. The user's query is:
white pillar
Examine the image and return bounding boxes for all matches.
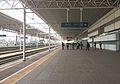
[67,9,69,22]
[55,33,57,45]
[43,36,44,41]
[20,28,22,50]
[31,36,33,46]
[116,32,120,51]
[42,36,44,46]
[45,35,47,46]
[36,33,39,48]
[92,37,94,48]
[80,8,83,22]
[49,27,50,51]
[23,7,26,61]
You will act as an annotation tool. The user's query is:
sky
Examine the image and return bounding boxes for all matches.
[0,0,62,44]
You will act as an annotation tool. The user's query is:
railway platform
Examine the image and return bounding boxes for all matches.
[0,0,120,84]
[1,48,120,84]
[0,47,57,84]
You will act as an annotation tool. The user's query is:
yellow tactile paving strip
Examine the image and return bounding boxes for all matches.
[0,48,59,84]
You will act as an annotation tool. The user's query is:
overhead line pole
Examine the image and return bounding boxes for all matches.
[20,27,22,50]
[36,33,39,48]
[49,26,50,52]
[23,6,26,61]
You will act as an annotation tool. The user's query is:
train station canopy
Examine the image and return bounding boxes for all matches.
[0,12,48,38]
[22,0,120,40]
[0,12,22,32]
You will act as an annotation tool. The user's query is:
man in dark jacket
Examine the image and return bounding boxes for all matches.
[86,42,90,51]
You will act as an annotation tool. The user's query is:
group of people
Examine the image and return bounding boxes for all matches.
[62,41,102,51]
[62,42,90,50]
[62,42,82,50]
[93,42,102,50]
[71,42,84,50]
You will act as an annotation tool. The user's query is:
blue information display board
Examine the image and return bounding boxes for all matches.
[61,22,88,28]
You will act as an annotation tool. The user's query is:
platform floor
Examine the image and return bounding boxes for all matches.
[15,48,120,84]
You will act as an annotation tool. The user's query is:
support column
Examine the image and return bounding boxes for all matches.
[45,35,47,46]
[116,32,120,51]
[31,36,33,46]
[15,36,17,46]
[36,33,39,48]
[23,7,26,61]
[80,8,83,22]
[43,36,44,41]
[20,28,22,50]
[92,37,94,47]
[67,9,69,22]
[49,27,50,51]
[55,33,57,45]
[42,36,45,46]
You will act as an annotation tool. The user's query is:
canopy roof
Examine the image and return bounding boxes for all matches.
[0,12,48,38]
[22,0,119,40]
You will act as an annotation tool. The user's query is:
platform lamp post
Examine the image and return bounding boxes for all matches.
[23,6,26,61]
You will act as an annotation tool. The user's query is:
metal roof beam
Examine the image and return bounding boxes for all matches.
[12,0,15,7]
[22,0,120,8]
[0,6,115,10]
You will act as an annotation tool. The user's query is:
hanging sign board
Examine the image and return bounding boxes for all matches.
[61,22,88,28]
[21,37,28,39]
[0,35,6,37]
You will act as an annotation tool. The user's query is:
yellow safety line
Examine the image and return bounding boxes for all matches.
[0,48,60,84]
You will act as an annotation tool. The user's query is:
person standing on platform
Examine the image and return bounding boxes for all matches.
[77,42,80,49]
[86,42,90,51]
[62,42,65,50]
[72,42,75,50]
[99,42,102,50]
[80,42,83,50]
[67,43,69,50]
[94,42,96,50]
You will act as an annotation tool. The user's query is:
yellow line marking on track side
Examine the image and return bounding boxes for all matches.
[0,48,60,84]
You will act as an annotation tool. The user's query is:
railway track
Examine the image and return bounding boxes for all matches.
[0,46,56,65]
[0,45,44,55]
